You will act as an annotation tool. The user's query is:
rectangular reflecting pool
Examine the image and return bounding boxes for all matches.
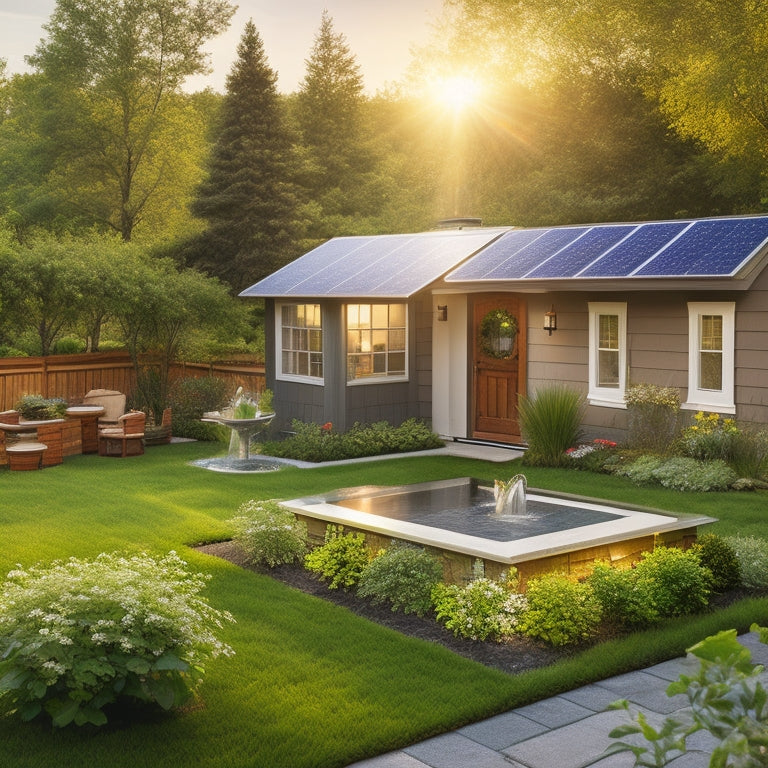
[282,477,716,585]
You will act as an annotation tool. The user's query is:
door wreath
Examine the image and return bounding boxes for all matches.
[479,309,518,359]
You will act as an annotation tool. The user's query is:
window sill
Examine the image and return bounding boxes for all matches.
[587,396,627,409]
[682,401,735,415]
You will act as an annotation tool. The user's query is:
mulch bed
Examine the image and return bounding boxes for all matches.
[198,541,575,676]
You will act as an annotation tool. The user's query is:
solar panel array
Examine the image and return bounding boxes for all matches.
[239,229,508,298]
[446,216,768,282]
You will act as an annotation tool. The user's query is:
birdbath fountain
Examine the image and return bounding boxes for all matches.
[193,388,280,473]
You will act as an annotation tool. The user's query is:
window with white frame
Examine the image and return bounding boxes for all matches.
[686,302,735,413]
[588,302,627,407]
[277,303,323,382]
[346,303,407,382]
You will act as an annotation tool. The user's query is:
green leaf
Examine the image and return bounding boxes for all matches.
[0,667,31,692]
[125,658,151,674]
[18,701,42,722]
[48,698,80,728]
[153,653,189,672]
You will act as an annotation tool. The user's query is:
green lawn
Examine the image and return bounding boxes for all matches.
[1,442,767,768]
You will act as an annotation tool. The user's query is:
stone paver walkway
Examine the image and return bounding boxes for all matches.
[348,631,768,768]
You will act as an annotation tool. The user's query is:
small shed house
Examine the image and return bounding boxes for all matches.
[239,215,768,444]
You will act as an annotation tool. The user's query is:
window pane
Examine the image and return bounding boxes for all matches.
[700,351,723,390]
[599,315,619,350]
[700,315,722,351]
[598,350,619,387]
[373,353,386,374]
[372,329,387,352]
[281,303,322,378]
[389,328,406,351]
[389,303,405,326]
[388,352,405,375]
[372,304,389,327]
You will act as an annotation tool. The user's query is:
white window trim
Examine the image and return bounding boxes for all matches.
[346,303,409,386]
[684,301,735,414]
[275,302,324,385]
[587,302,627,408]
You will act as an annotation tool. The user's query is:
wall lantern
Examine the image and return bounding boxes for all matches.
[543,305,557,335]
[437,305,448,322]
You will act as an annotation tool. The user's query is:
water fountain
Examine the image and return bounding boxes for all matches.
[192,388,281,473]
[282,476,716,585]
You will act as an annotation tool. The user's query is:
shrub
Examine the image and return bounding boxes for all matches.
[168,376,229,441]
[586,562,657,629]
[566,439,619,472]
[728,429,768,480]
[611,454,664,484]
[53,336,86,354]
[230,499,308,569]
[624,383,680,451]
[518,572,601,646]
[725,536,768,590]
[0,551,234,728]
[691,533,741,592]
[518,385,585,467]
[614,455,736,491]
[432,572,526,641]
[14,394,68,420]
[262,419,443,463]
[680,410,740,461]
[650,456,736,492]
[633,546,711,617]
[357,545,443,616]
[304,526,370,590]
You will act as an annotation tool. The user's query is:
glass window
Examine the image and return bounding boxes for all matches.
[346,303,407,382]
[277,303,323,382]
[588,302,627,406]
[686,302,734,412]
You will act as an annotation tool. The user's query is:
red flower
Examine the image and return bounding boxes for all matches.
[321,422,333,432]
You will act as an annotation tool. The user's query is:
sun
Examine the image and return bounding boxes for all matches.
[433,74,483,113]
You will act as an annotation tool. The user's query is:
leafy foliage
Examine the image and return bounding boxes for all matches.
[608,627,768,767]
[0,551,234,727]
[613,455,736,491]
[230,499,308,569]
[624,383,680,452]
[518,385,585,467]
[691,533,741,593]
[432,571,526,641]
[14,394,67,420]
[357,545,443,616]
[633,547,711,618]
[262,418,443,462]
[304,525,370,591]
[518,572,602,646]
[587,562,658,629]
[725,536,768,591]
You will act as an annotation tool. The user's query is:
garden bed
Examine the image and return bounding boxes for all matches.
[199,540,754,677]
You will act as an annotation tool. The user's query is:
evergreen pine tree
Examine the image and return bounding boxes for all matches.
[295,11,378,235]
[191,20,302,291]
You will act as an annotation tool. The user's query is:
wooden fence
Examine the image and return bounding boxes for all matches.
[0,352,266,411]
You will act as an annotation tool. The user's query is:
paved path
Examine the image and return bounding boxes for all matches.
[348,631,767,768]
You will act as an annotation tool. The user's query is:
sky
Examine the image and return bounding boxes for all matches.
[0,0,445,94]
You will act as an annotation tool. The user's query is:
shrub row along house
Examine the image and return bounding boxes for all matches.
[240,215,768,444]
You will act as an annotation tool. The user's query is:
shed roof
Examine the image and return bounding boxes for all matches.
[238,228,509,299]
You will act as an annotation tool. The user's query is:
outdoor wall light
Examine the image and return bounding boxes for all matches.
[437,305,448,322]
[543,305,557,335]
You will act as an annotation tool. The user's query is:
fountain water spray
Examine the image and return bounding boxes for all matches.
[494,474,527,517]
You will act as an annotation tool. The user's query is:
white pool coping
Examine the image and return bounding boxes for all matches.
[282,479,717,565]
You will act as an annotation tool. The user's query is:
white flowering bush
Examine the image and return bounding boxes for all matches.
[0,551,235,727]
[432,571,527,641]
[230,499,308,568]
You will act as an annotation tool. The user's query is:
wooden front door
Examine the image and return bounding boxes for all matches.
[472,295,526,443]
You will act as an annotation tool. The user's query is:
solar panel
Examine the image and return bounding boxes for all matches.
[634,217,768,276]
[526,225,636,278]
[579,221,689,277]
[239,229,508,297]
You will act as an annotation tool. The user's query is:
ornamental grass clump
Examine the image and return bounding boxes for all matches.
[0,551,235,728]
[518,385,585,467]
[230,499,308,568]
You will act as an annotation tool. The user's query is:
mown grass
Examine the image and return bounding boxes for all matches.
[1,442,766,768]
